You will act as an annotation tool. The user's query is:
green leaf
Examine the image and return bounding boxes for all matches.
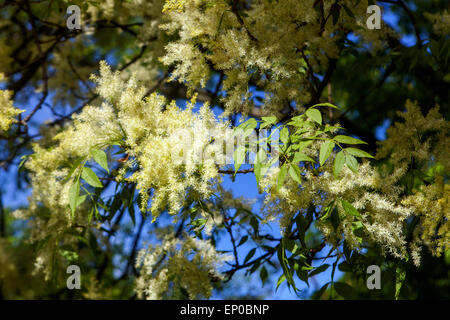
[236,118,258,138]
[255,155,278,186]
[323,125,344,133]
[69,178,80,218]
[76,195,87,208]
[297,267,309,286]
[310,102,340,110]
[334,135,367,145]
[320,201,335,221]
[276,274,286,291]
[254,148,267,185]
[249,260,261,274]
[319,140,335,166]
[81,167,103,188]
[237,235,248,247]
[250,216,259,234]
[59,249,79,264]
[109,192,122,219]
[92,149,109,173]
[288,115,305,127]
[352,221,364,243]
[333,150,346,177]
[260,266,268,285]
[283,238,296,253]
[288,165,302,184]
[346,154,359,173]
[309,264,330,277]
[296,140,313,152]
[128,202,136,226]
[244,248,256,264]
[330,207,341,230]
[277,243,296,291]
[295,214,307,245]
[233,145,246,173]
[331,3,341,25]
[280,127,289,144]
[18,155,28,170]
[331,259,339,283]
[312,282,329,300]
[191,218,207,228]
[345,147,374,158]
[342,4,355,18]
[261,116,277,123]
[294,152,315,163]
[395,266,406,300]
[306,108,322,125]
[260,116,277,129]
[63,157,85,183]
[88,206,94,223]
[340,199,361,218]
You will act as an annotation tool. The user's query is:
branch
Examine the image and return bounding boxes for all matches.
[218,168,254,174]
[223,214,240,266]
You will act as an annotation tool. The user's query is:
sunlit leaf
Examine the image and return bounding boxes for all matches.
[334,135,367,145]
[244,248,256,264]
[294,152,315,163]
[277,164,288,190]
[280,127,289,144]
[319,140,335,166]
[310,102,340,110]
[233,145,246,173]
[340,199,361,218]
[346,154,359,173]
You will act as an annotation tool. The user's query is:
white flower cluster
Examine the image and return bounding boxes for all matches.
[159,0,387,116]
[135,231,231,299]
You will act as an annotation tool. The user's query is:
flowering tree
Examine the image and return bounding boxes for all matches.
[0,0,448,299]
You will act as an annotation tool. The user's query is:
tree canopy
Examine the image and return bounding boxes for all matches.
[0,0,448,300]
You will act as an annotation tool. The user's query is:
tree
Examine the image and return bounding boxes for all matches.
[0,0,448,300]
